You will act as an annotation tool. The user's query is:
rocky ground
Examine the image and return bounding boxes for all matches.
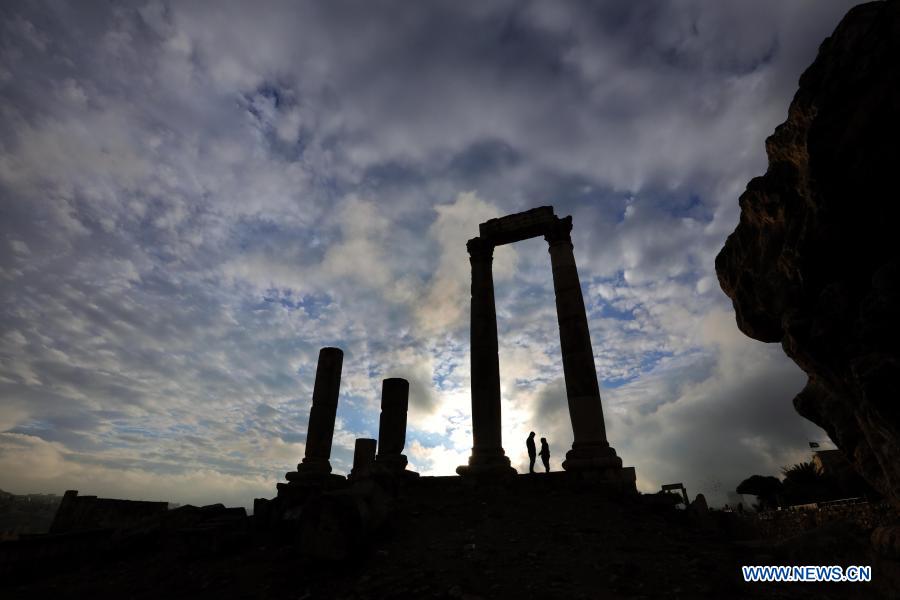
[2,474,897,599]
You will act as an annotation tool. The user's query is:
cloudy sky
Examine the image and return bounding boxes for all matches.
[0,1,857,508]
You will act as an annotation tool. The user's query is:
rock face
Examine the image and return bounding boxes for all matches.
[716,1,900,506]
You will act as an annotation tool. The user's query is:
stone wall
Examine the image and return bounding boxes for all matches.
[49,490,168,534]
[751,500,897,540]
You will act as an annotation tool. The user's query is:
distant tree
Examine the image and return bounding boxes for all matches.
[736,475,783,510]
[781,461,817,483]
[781,461,825,504]
[780,461,849,505]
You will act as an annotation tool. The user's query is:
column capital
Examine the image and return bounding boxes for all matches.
[467,236,495,260]
[544,216,573,246]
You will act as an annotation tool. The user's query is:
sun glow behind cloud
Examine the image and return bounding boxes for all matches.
[0,0,854,507]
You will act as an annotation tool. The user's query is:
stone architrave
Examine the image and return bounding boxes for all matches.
[375,378,411,471]
[349,438,377,480]
[456,238,515,477]
[294,347,344,477]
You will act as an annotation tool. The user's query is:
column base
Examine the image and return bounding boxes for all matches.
[284,470,346,484]
[560,442,637,494]
[276,473,348,508]
[561,441,623,471]
[371,454,420,480]
[456,449,518,478]
[374,453,408,471]
[293,456,333,477]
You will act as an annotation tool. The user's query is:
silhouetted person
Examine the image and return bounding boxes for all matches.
[539,437,550,473]
[526,432,536,473]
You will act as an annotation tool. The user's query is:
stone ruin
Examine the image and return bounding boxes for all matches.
[349,438,377,481]
[249,207,637,556]
[9,4,900,589]
[375,377,416,476]
[661,483,690,506]
[253,347,419,542]
[278,348,417,485]
[283,346,347,483]
[49,490,168,534]
[457,206,636,489]
[266,206,635,491]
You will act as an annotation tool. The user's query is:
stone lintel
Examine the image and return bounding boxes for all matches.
[479,206,558,246]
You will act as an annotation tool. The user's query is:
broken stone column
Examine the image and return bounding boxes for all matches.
[374,378,410,471]
[349,438,377,480]
[545,217,622,472]
[293,347,344,477]
[457,237,515,477]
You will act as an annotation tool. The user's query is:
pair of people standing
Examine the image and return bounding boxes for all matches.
[526,431,550,473]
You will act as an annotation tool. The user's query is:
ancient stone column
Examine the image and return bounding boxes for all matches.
[349,438,377,479]
[545,217,622,472]
[458,237,515,476]
[296,347,344,476]
[375,378,410,470]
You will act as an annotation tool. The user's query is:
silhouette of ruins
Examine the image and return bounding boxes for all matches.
[7,2,900,593]
[50,490,167,534]
[349,438,377,481]
[374,377,415,475]
[252,206,636,535]
[661,482,690,506]
[264,206,634,495]
[456,206,634,489]
[289,346,344,480]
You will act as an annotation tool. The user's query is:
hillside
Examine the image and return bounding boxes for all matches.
[2,476,896,599]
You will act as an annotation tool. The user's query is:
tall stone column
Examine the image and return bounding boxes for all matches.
[546,217,622,472]
[295,347,344,476]
[375,378,410,471]
[458,237,515,476]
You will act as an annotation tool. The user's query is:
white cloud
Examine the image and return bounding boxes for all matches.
[408,440,468,476]
[416,191,518,334]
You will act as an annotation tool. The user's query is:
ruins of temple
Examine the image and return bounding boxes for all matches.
[374,378,414,474]
[255,206,636,536]
[457,206,636,490]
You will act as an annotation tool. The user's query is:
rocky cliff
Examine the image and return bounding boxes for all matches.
[716,0,900,506]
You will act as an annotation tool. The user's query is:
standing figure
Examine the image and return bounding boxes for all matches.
[539,437,550,473]
[526,432,537,474]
